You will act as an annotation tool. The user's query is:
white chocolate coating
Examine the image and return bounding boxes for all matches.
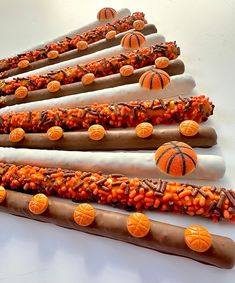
[7,33,165,80]
[0,148,225,180]
[15,8,131,55]
[0,74,195,115]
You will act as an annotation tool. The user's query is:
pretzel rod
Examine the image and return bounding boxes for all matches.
[0,126,217,150]
[0,12,146,75]
[0,59,184,108]
[0,190,234,269]
[4,25,158,80]
[0,42,179,96]
[0,72,193,115]
[0,163,233,222]
[0,95,213,134]
[13,8,131,55]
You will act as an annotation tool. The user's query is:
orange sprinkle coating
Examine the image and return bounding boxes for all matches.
[155,141,197,177]
[133,20,145,31]
[15,86,28,99]
[0,41,179,96]
[47,126,63,141]
[0,162,234,222]
[135,122,153,138]
[76,41,88,50]
[106,30,116,40]
[0,186,7,203]
[0,95,214,134]
[88,124,106,141]
[139,69,170,90]
[73,203,96,226]
[0,13,146,74]
[47,80,61,93]
[97,7,117,21]
[17,59,30,69]
[120,65,134,76]
[81,73,95,85]
[127,212,151,238]
[9,128,25,142]
[179,120,200,137]
[47,50,59,59]
[185,225,212,252]
[155,57,170,69]
[28,193,49,215]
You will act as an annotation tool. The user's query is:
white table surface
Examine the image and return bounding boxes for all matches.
[0,0,235,282]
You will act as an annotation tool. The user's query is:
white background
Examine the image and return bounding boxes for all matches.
[0,0,235,282]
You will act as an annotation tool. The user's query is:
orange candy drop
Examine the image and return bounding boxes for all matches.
[133,20,145,31]
[185,225,212,252]
[47,50,59,59]
[47,126,64,141]
[179,120,200,137]
[127,212,151,238]
[73,203,96,226]
[135,122,153,138]
[88,124,106,141]
[82,73,95,86]
[106,30,116,40]
[47,80,61,93]
[18,59,30,69]
[120,65,134,77]
[0,186,7,204]
[29,193,49,215]
[9,128,25,143]
[15,86,28,99]
[155,57,170,69]
[76,41,88,50]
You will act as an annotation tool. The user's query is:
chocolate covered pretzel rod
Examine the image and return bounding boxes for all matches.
[0,95,214,134]
[0,190,234,269]
[0,163,234,222]
[0,12,146,75]
[0,42,179,96]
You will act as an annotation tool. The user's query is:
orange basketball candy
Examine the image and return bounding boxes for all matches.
[106,30,116,40]
[155,141,198,177]
[76,41,88,50]
[155,57,170,69]
[97,7,117,21]
[15,86,28,99]
[9,128,25,143]
[0,186,7,204]
[179,120,200,137]
[18,59,30,69]
[136,122,153,138]
[47,50,59,59]
[139,69,170,90]
[47,80,61,93]
[127,212,151,238]
[82,73,95,85]
[73,203,96,226]
[121,31,146,49]
[29,193,49,215]
[88,124,106,141]
[133,20,145,31]
[185,225,212,252]
[47,126,63,141]
[120,65,134,77]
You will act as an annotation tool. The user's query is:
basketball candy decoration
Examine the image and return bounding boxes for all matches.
[9,128,25,143]
[73,203,96,226]
[76,41,88,50]
[133,20,145,31]
[14,86,28,99]
[47,80,61,93]
[136,122,153,138]
[0,186,7,204]
[47,50,59,59]
[47,126,64,141]
[185,225,212,253]
[121,31,146,49]
[97,7,117,21]
[154,141,198,177]
[120,65,134,77]
[17,59,30,69]
[155,57,170,69]
[127,212,151,238]
[82,73,95,85]
[179,120,200,137]
[139,69,170,90]
[106,30,116,40]
[28,193,49,215]
[88,124,106,141]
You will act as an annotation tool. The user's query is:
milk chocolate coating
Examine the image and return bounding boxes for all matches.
[0,59,184,108]
[1,24,157,79]
[0,190,234,269]
[0,126,216,150]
